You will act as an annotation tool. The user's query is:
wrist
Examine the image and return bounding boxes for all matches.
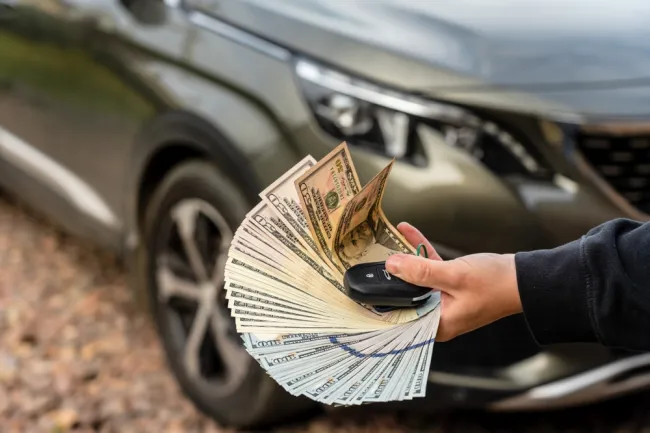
[501,253,523,317]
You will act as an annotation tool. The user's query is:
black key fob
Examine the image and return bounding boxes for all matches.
[343,261,432,308]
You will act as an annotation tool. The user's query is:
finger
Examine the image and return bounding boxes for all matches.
[396,222,442,261]
[385,254,453,289]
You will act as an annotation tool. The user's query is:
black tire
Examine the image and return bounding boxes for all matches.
[135,160,317,429]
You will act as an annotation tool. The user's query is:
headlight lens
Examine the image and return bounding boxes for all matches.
[296,58,550,178]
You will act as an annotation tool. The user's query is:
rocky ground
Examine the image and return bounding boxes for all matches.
[1,192,650,433]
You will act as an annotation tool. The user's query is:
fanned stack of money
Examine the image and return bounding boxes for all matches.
[225,142,441,405]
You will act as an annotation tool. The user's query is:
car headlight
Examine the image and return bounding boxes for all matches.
[295,58,550,178]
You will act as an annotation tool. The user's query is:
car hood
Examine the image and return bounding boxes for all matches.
[192,0,650,117]
[203,0,650,87]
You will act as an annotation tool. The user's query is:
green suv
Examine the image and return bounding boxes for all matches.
[1,0,649,428]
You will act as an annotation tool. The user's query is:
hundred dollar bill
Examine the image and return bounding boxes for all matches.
[259,156,328,263]
[227,290,322,319]
[295,142,361,275]
[226,282,320,314]
[242,331,357,354]
[413,308,440,397]
[332,160,414,270]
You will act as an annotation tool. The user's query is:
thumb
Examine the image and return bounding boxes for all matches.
[386,254,454,290]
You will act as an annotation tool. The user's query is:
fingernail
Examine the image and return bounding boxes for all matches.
[386,254,404,274]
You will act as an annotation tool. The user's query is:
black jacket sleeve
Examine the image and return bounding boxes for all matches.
[515,218,650,352]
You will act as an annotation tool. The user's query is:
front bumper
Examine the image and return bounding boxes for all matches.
[491,352,650,410]
[386,349,650,413]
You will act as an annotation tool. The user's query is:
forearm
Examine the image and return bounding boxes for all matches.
[515,218,650,352]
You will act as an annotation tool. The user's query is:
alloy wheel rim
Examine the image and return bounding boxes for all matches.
[154,198,250,395]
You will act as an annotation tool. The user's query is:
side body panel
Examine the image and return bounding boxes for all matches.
[0,4,148,247]
[0,1,301,254]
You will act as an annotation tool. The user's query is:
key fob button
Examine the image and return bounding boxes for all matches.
[363,269,379,282]
[376,266,392,282]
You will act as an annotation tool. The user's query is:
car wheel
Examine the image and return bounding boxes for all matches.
[137,160,317,428]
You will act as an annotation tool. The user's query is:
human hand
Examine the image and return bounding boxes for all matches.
[386,222,522,342]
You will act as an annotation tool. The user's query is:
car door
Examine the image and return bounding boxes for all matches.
[0,0,161,250]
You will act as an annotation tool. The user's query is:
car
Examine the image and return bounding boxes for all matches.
[2,0,650,428]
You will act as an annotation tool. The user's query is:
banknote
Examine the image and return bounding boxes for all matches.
[259,156,327,263]
[295,142,361,275]
[225,142,441,405]
[332,160,415,270]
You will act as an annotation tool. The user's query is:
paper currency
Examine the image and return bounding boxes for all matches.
[225,142,441,405]
[332,160,413,269]
[295,143,361,276]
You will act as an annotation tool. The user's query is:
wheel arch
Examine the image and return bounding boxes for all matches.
[135,144,205,231]
[126,110,263,249]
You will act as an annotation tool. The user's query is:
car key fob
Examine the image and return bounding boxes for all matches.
[343,261,432,308]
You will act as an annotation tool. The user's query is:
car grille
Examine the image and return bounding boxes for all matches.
[577,133,650,214]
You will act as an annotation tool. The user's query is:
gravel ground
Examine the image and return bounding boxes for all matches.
[1,192,650,433]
